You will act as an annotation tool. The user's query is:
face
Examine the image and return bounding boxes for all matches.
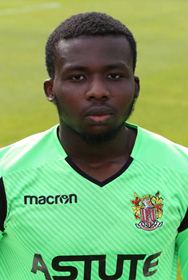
[44,36,140,142]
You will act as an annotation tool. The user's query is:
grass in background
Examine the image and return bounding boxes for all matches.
[0,1,187,279]
[0,0,188,147]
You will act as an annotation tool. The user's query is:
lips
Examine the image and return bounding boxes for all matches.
[84,106,115,117]
[84,106,115,123]
[86,115,112,122]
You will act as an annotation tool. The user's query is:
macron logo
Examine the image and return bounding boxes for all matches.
[24,194,77,205]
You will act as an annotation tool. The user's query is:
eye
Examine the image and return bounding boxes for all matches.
[107,73,123,80]
[70,74,85,81]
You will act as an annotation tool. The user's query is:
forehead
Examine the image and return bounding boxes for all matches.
[55,36,133,70]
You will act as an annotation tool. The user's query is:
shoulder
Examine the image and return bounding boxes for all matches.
[132,125,188,172]
[0,126,59,176]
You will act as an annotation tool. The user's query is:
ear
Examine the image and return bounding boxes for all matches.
[43,79,55,102]
[134,76,140,98]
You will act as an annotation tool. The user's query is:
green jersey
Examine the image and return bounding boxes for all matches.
[0,124,188,280]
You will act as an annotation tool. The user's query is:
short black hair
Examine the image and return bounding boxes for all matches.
[45,12,137,78]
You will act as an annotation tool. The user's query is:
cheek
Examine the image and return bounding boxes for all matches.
[55,82,85,104]
[113,87,135,106]
[111,81,135,96]
[112,88,136,116]
[54,93,81,121]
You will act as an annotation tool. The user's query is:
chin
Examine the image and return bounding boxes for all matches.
[79,123,125,145]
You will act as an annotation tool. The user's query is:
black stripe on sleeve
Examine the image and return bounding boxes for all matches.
[0,177,7,232]
[178,208,188,233]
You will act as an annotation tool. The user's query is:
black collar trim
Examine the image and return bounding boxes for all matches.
[65,156,133,187]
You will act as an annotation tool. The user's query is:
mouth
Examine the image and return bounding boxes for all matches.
[86,114,111,122]
[84,107,115,123]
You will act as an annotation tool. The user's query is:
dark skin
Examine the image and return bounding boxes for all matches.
[44,36,140,182]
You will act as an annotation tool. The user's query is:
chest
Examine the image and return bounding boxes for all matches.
[4,161,181,253]
[2,161,183,279]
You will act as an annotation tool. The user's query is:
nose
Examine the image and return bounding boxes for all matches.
[86,76,110,101]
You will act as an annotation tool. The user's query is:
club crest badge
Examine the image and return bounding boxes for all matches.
[131,191,164,231]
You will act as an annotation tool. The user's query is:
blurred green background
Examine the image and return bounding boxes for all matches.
[0,1,187,278]
[0,0,188,148]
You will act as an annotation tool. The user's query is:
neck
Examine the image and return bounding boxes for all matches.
[58,123,136,163]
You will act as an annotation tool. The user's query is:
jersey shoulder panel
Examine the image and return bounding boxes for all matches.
[133,126,188,173]
[0,125,65,176]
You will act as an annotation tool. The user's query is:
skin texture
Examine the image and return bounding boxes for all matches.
[44,36,140,181]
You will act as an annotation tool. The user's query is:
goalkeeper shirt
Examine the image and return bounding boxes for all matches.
[0,123,188,280]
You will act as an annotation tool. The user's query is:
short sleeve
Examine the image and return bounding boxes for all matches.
[177,209,188,280]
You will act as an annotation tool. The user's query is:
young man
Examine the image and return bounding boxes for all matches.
[0,12,188,280]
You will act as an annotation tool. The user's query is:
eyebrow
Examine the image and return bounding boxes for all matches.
[62,62,131,72]
[105,63,131,71]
